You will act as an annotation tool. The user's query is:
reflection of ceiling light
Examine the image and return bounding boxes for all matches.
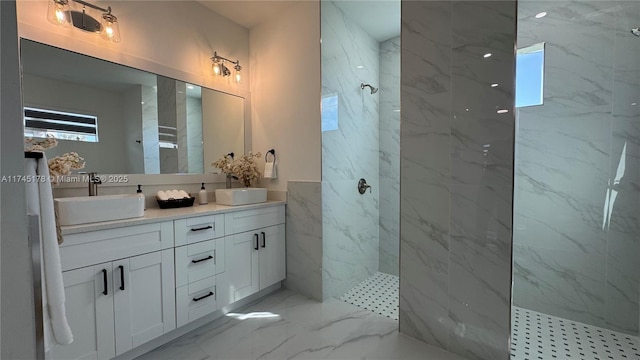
[535,11,547,18]
[465,108,470,112]
[491,83,499,87]
[187,85,194,90]
[632,103,637,106]
[356,65,364,69]
[497,109,509,114]
[141,101,144,105]
[483,53,492,58]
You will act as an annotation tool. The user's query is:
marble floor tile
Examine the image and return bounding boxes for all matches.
[137,289,465,360]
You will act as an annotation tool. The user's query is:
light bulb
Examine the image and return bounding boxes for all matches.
[100,11,121,42]
[47,0,70,27]
[213,62,221,76]
[235,71,241,83]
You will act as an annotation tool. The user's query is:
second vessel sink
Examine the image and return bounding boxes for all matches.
[215,188,267,206]
[55,194,145,226]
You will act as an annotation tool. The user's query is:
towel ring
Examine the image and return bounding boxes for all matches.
[265,149,276,163]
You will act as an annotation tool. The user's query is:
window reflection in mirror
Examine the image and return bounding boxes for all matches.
[19,39,245,175]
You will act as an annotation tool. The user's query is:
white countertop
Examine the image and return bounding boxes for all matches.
[60,200,286,235]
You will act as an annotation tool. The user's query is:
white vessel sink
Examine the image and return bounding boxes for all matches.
[55,194,145,226]
[215,188,267,206]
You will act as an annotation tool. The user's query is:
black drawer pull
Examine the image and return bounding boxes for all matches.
[193,291,214,302]
[191,225,213,232]
[191,255,213,264]
[119,265,125,291]
[254,233,259,250]
[102,269,108,295]
[261,232,266,248]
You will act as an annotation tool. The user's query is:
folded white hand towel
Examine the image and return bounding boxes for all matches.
[26,156,73,352]
[178,190,190,199]
[157,191,169,201]
[264,161,277,179]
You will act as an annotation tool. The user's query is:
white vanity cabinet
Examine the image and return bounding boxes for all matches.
[222,206,286,304]
[54,222,176,360]
[112,250,176,355]
[174,214,225,327]
[54,203,286,360]
[49,263,116,360]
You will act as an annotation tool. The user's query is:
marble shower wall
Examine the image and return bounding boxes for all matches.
[400,2,516,360]
[285,181,324,301]
[379,36,400,276]
[321,1,380,299]
[513,0,640,335]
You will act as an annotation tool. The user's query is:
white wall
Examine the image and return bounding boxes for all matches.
[250,1,321,190]
[17,0,250,101]
[22,73,129,174]
[1,1,37,358]
[202,91,244,174]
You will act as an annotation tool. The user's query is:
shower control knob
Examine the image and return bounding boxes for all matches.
[358,178,372,194]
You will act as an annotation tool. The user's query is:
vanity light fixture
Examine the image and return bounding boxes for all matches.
[211,51,242,84]
[46,0,121,43]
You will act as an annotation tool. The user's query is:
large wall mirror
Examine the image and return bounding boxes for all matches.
[20,39,245,174]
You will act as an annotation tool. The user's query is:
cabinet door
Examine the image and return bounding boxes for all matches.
[258,224,286,290]
[49,263,115,360]
[113,250,176,356]
[223,231,259,303]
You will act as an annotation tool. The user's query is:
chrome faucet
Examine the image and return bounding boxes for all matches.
[87,172,102,196]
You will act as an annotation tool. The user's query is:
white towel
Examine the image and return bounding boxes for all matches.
[156,190,169,201]
[264,160,277,179]
[26,156,74,352]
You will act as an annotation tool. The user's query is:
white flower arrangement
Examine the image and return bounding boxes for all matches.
[25,136,85,185]
[212,152,262,187]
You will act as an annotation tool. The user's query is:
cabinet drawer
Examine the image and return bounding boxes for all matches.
[175,239,225,287]
[174,214,224,247]
[224,205,285,236]
[60,222,174,272]
[176,276,217,327]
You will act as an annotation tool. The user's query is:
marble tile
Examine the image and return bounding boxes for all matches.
[400,0,452,351]
[378,178,399,276]
[401,1,516,359]
[142,85,160,174]
[137,290,466,360]
[175,80,189,173]
[378,36,401,277]
[284,181,323,301]
[321,1,380,183]
[322,179,379,299]
[186,96,204,174]
[512,244,606,328]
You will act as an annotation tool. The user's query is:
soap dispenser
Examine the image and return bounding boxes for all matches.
[137,184,146,210]
[198,183,208,205]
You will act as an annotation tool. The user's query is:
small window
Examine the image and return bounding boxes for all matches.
[516,42,545,108]
[321,94,339,132]
[158,125,178,149]
[24,107,98,142]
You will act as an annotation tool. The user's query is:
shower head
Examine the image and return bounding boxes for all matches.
[632,27,640,37]
[360,83,379,94]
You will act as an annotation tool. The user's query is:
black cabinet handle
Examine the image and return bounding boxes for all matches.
[254,234,259,250]
[119,265,125,291]
[261,232,266,248]
[102,269,108,295]
[191,255,213,264]
[191,225,213,232]
[193,291,214,302]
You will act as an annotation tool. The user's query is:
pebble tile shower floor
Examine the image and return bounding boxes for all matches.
[339,272,398,320]
[511,307,640,360]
